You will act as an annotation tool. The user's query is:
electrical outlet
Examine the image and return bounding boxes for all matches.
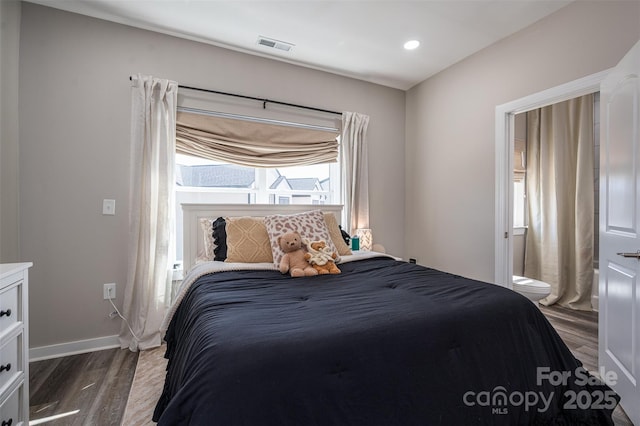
[103,283,116,300]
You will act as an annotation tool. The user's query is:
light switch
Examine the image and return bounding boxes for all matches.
[102,199,116,215]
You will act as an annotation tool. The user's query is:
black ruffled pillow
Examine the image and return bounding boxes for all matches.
[212,217,227,261]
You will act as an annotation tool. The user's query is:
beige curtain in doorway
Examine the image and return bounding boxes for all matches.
[524,94,594,310]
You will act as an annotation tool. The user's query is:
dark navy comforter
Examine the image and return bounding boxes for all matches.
[154,257,617,425]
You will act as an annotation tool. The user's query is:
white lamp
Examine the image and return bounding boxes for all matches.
[356,228,373,251]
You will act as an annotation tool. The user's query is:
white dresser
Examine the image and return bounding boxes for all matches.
[0,263,31,426]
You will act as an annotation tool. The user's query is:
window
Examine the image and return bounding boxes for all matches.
[175,153,339,205]
[174,154,341,262]
[513,178,526,228]
[514,115,527,230]
[173,110,342,264]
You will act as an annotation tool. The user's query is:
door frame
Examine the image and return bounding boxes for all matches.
[494,69,610,288]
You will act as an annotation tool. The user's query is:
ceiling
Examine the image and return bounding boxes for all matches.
[26,0,572,90]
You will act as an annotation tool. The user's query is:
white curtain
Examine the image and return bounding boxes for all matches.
[340,111,370,233]
[524,94,594,310]
[120,74,178,350]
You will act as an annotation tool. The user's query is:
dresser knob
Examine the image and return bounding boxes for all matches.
[2,418,13,426]
[0,363,10,373]
[0,309,11,317]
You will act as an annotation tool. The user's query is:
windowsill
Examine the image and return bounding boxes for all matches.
[172,267,184,281]
[513,226,528,236]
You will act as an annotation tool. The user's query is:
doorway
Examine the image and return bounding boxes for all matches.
[512,94,600,310]
[493,69,609,289]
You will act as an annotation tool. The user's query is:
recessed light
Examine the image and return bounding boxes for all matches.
[404,40,420,50]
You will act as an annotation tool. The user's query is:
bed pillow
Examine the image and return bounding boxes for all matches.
[323,213,352,256]
[199,218,216,261]
[264,210,338,268]
[200,213,348,262]
[224,216,273,263]
[212,217,227,261]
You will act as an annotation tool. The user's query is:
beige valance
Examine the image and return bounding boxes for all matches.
[176,111,339,168]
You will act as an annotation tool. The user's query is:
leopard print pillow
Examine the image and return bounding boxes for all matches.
[264,210,338,268]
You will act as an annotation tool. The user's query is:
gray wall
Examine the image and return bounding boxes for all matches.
[0,0,21,263]
[405,1,640,282]
[19,3,405,349]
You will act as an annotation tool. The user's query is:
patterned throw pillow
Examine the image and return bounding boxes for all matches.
[225,217,273,263]
[264,210,338,268]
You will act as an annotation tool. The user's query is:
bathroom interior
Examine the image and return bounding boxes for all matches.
[512,93,600,311]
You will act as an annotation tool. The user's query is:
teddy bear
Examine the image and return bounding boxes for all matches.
[304,239,341,274]
[277,231,318,277]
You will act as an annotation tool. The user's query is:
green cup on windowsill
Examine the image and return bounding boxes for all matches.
[351,236,360,251]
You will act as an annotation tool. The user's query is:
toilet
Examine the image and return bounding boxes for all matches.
[512,275,552,303]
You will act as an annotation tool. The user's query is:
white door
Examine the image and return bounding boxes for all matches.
[599,39,640,425]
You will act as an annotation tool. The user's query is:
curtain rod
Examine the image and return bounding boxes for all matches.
[177,106,339,133]
[181,85,343,116]
[128,76,342,116]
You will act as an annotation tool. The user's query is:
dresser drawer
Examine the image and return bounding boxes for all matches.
[0,263,30,426]
[0,384,21,426]
[0,336,20,394]
[0,284,20,333]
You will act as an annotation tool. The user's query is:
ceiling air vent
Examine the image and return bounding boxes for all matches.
[257,36,294,52]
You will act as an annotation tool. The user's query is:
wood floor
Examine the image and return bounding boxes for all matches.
[28,305,633,425]
[29,348,138,425]
[538,304,633,426]
[538,304,599,373]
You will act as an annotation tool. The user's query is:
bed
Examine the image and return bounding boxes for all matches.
[154,204,619,425]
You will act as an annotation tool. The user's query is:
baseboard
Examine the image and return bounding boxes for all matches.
[29,335,120,362]
[591,294,599,312]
